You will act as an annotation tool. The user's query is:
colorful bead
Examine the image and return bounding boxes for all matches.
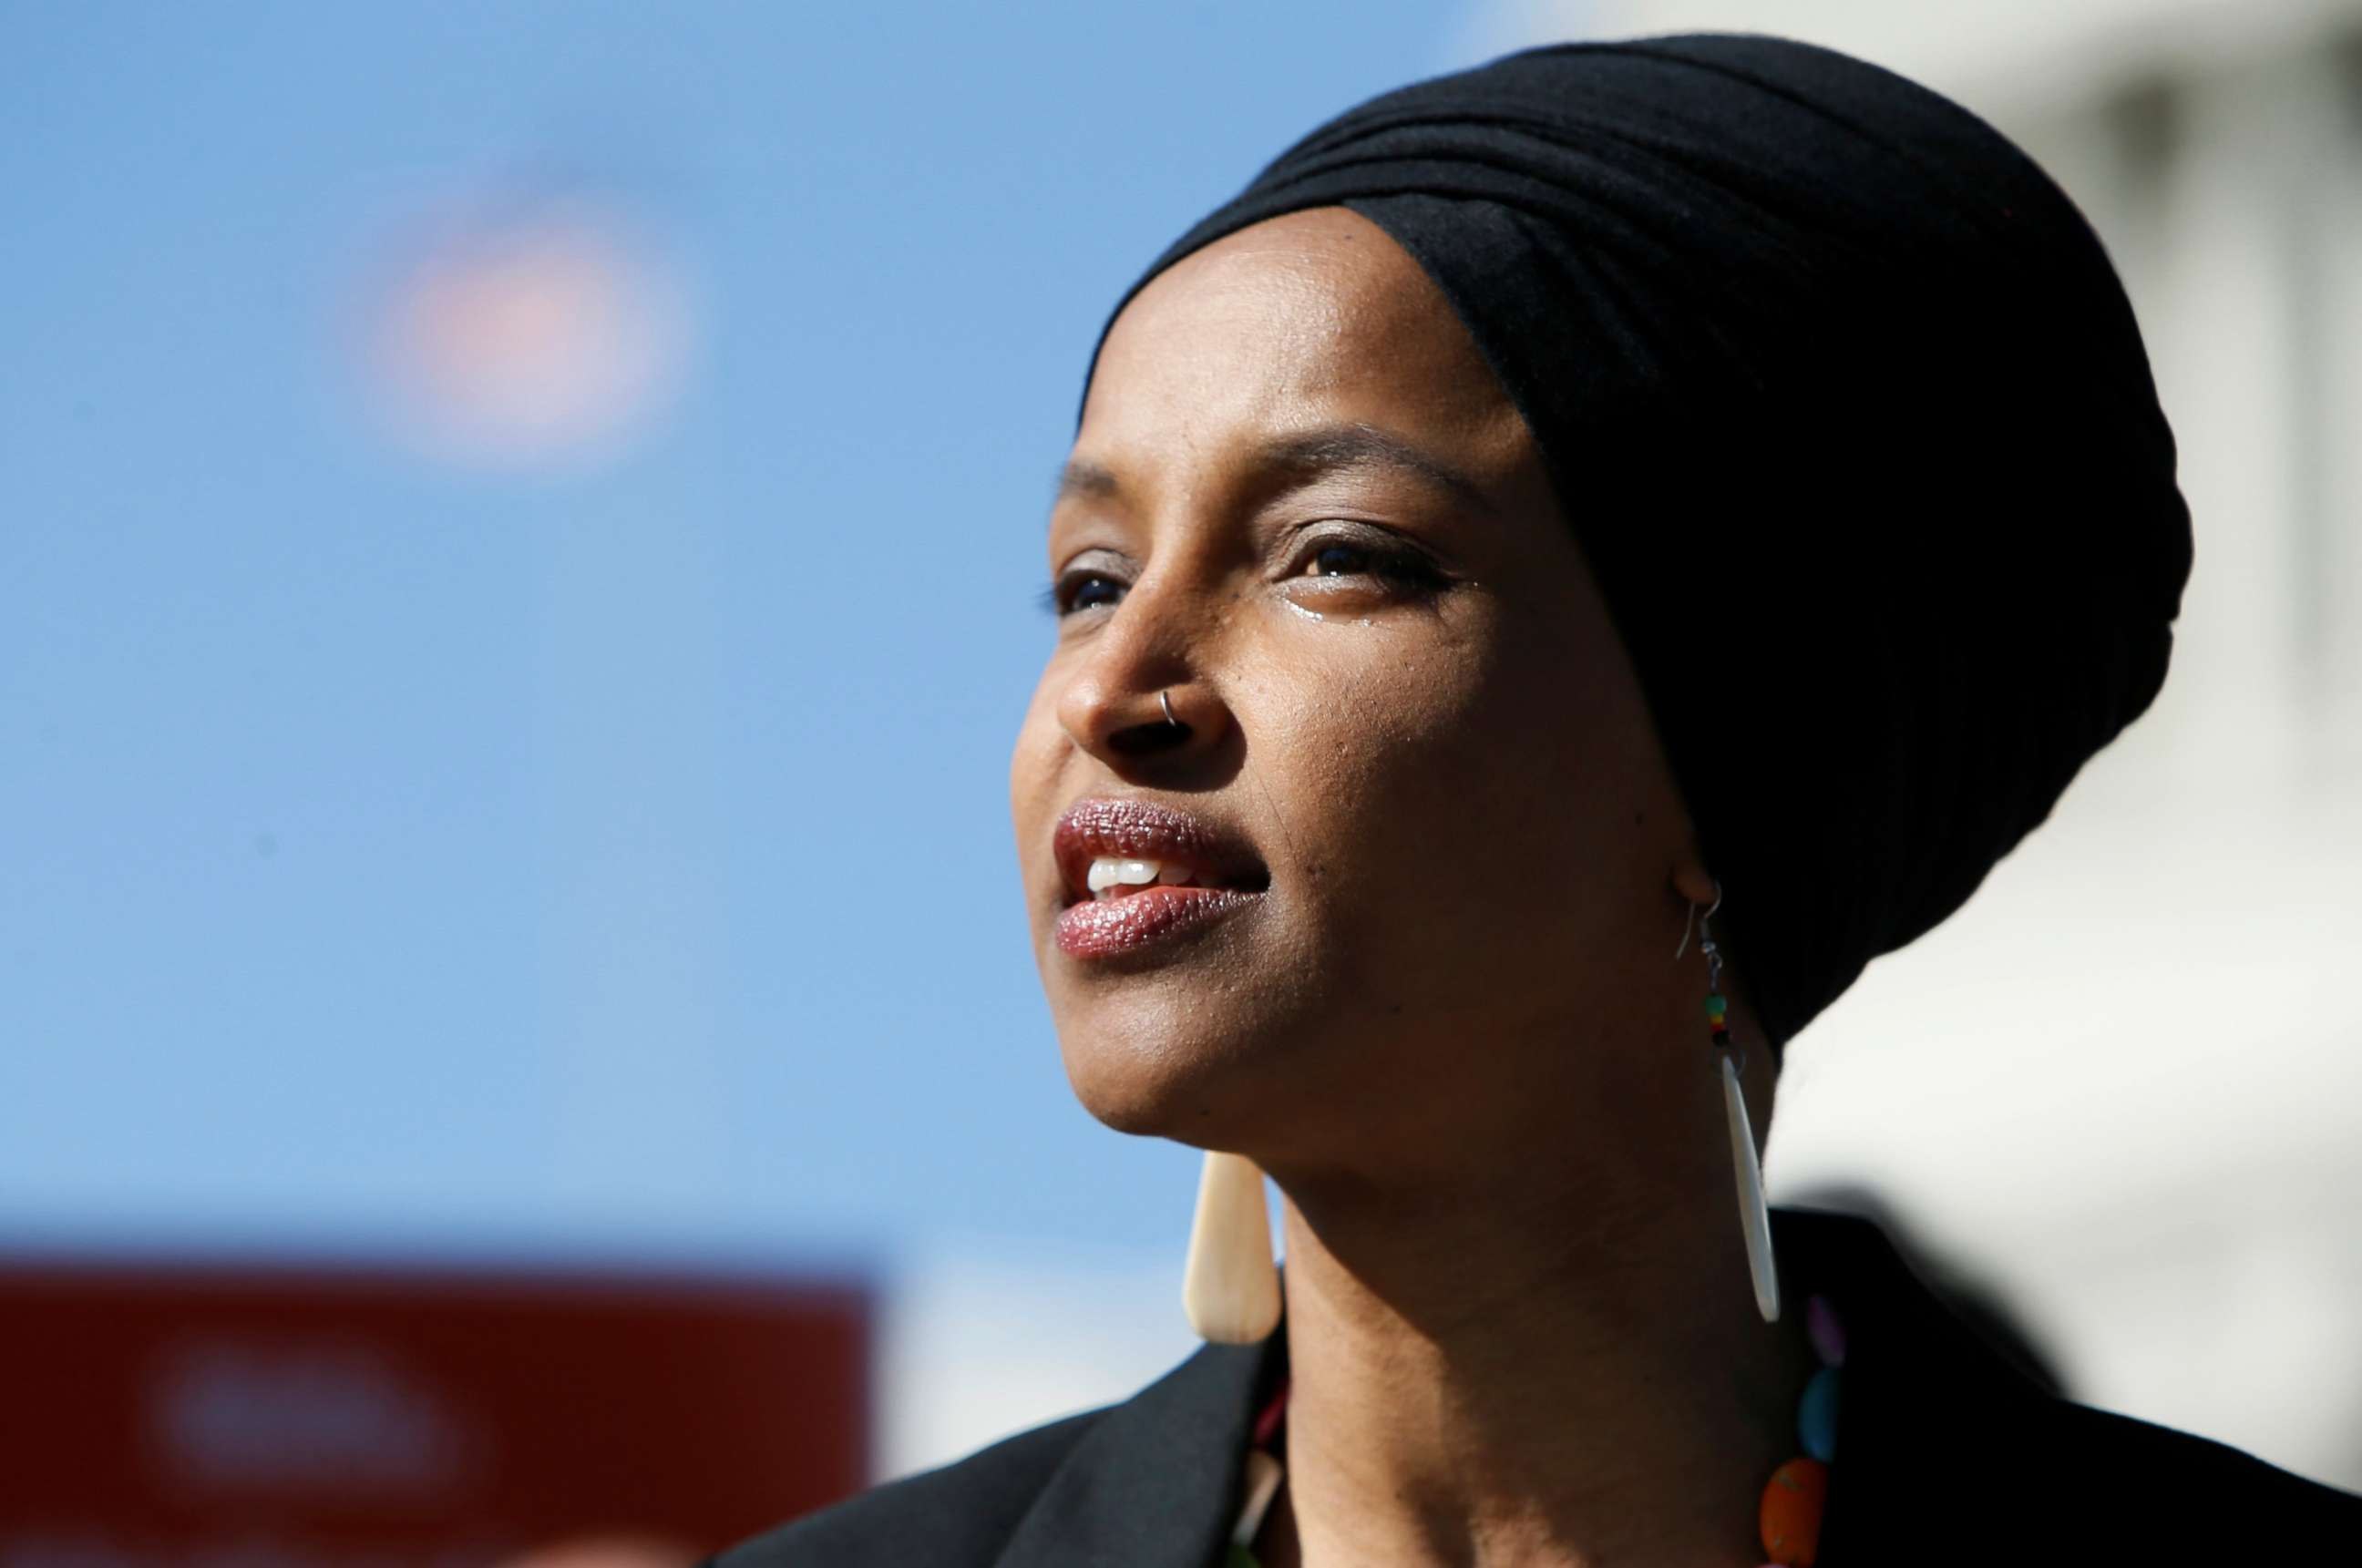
[1758,1456,1830,1566]
[1797,1365,1840,1461]
[1805,1293,1847,1368]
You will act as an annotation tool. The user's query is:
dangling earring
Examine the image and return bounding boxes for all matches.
[1185,1149,1281,1343]
[1678,884,1781,1324]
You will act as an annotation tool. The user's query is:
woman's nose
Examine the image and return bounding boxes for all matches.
[1065,682,1193,763]
[1053,593,1231,772]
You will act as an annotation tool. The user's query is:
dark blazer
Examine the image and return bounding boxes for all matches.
[711,1205,2362,1564]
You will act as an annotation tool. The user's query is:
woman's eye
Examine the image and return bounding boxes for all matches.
[1291,534,1448,592]
[1040,571,1125,617]
[1040,537,1443,618]
[1071,575,1124,610]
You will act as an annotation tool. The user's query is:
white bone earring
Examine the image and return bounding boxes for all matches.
[1678,886,1781,1324]
[1185,1149,1282,1342]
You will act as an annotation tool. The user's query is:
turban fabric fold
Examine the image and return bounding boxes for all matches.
[1074,33,2193,1057]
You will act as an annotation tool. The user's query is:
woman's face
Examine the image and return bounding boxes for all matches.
[1010,207,1720,1178]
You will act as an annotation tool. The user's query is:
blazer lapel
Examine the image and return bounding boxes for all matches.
[993,1302,1284,1567]
[1767,1204,2055,1565]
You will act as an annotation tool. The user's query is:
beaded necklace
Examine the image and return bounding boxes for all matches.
[1223,1293,1847,1568]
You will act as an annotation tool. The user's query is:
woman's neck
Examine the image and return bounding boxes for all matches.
[1255,1154,1818,1568]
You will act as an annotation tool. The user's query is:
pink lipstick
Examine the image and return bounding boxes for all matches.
[1051,797,1268,961]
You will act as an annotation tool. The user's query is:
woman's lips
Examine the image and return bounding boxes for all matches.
[1054,883,1262,959]
[1050,796,1269,961]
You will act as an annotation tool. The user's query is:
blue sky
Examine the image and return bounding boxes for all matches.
[0,0,1537,1276]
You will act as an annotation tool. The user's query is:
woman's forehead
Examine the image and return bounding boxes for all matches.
[1052,417,1507,530]
[1073,217,1524,504]
[1086,212,1509,421]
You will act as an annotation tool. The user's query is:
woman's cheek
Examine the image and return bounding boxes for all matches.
[1275,632,1501,893]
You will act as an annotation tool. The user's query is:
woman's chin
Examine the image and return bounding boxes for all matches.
[1056,1027,1267,1142]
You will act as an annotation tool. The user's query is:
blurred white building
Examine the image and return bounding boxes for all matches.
[1474,0,2362,1491]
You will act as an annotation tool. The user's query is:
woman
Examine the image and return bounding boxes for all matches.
[712,32,2362,1565]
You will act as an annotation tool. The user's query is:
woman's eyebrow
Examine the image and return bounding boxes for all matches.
[1050,421,1498,519]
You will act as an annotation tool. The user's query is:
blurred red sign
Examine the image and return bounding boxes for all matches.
[0,1254,870,1565]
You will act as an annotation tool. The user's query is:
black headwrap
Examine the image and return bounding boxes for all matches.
[1073,32,2191,1059]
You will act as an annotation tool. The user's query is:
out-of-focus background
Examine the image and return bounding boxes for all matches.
[3,0,2357,1556]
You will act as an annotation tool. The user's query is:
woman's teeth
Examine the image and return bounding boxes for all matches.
[1085,856,1196,897]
